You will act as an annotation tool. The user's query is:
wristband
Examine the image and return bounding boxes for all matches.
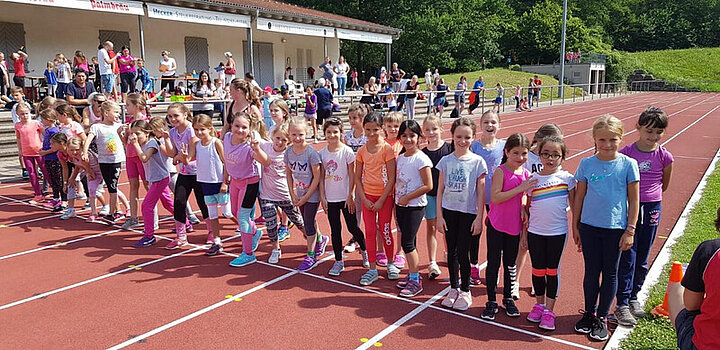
[625,229,635,236]
[627,223,636,230]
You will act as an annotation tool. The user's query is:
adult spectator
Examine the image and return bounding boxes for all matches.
[533,74,542,105]
[434,78,448,116]
[191,70,217,117]
[468,75,485,114]
[73,50,89,73]
[82,92,106,131]
[65,69,96,116]
[159,50,177,93]
[670,206,720,350]
[333,56,350,96]
[389,62,406,92]
[424,69,433,89]
[97,41,117,98]
[0,52,9,96]
[404,75,419,120]
[360,76,379,106]
[319,57,334,87]
[454,75,468,116]
[224,52,236,84]
[244,72,263,96]
[10,49,28,88]
[117,46,137,103]
[314,77,333,140]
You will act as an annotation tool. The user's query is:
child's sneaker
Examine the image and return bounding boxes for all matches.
[361,251,370,268]
[229,252,257,267]
[60,208,77,220]
[206,233,215,245]
[297,255,317,271]
[393,254,406,269]
[254,216,266,225]
[527,303,545,323]
[86,214,98,223]
[574,311,595,334]
[539,309,556,331]
[328,260,345,276]
[470,264,481,286]
[452,290,472,311]
[29,195,44,205]
[589,316,609,341]
[278,226,290,242]
[343,238,357,253]
[98,204,110,216]
[133,236,156,248]
[428,261,441,280]
[481,301,499,320]
[387,263,400,280]
[44,199,60,208]
[614,305,637,326]
[441,288,459,308]
[502,298,520,317]
[165,237,188,250]
[376,252,388,267]
[52,205,66,213]
[121,217,139,230]
[314,234,329,257]
[268,249,282,264]
[399,279,423,298]
[360,269,379,286]
[22,169,29,179]
[206,242,223,256]
[188,215,201,225]
[396,276,410,289]
[252,225,263,252]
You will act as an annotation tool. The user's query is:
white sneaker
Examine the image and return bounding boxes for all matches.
[268,249,282,264]
[98,204,110,217]
[60,208,76,220]
[441,288,459,308]
[453,290,473,311]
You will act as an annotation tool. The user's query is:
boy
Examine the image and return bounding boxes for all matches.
[136,59,152,98]
[343,104,369,253]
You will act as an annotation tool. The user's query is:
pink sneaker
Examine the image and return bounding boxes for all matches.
[165,237,188,250]
[470,264,481,286]
[376,252,388,267]
[539,309,556,331]
[393,254,406,269]
[206,233,214,244]
[527,303,545,323]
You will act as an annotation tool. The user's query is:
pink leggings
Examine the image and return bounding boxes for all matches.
[23,156,48,196]
[141,177,174,237]
[362,194,394,264]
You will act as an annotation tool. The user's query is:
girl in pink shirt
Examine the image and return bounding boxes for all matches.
[14,103,47,203]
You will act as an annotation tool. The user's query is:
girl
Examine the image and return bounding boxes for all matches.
[55,54,72,100]
[37,109,64,210]
[453,76,467,116]
[481,133,535,320]
[493,83,504,114]
[44,61,57,98]
[225,112,264,265]
[421,115,452,280]
[14,103,46,203]
[73,50,89,73]
[356,112,397,285]
[525,136,575,331]
[268,98,291,138]
[436,117,487,310]
[128,120,174,248]
[220,78,263,139]
[514,86,522,112]
[66,137,104,222]
[285,118,327,271]
[121,93,152,230]
[304,86,318,143]
[52,133,81,219]
[253,123,307,263]
[470,111,505,285]
[394,120,433,297]
[573,115,639,341]
[319,118,368,276]
[342,104,369,253]
[404,76,419,120]
[191,71,217,118]
[83,101,127,222]
[182,115,228,255]
[160,102,210,249]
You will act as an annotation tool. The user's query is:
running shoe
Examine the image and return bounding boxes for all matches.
[399,279,423,298]
[470,264,481,286]
[206,243,223,256]
[328,261,345,276]
[297,255,317,271]
[86,214,98,223]
[453,290,472,311]
[589,317,609,341]
[360,270,379,286]
[98,204,110,216]
[278,226,290,242]
[165,237,188,250]
[539,309,556,331]
[376,252,388,267]
[393,254,406,269]
[252,226,263,252]
[481,301,499,320]
[29,195,44,205]
[428,261,442,280]
[53,205,67,213]
[629,300,646,318]
[22,169,29,179]
[386,263,400,280]
[121,218,139,230]
[60,208,76,220]
[614,305,638,327]
[396,276,410,289]
[502,298,520,317]
[441,288,459,308]
[574,310,596,334]
[268,249,282,264]
[133,236,156,248]
[314,235,329,257]
[229,252,257,267]
[527,303,545,323]
[188,215,201,225]
[360,251,370,268]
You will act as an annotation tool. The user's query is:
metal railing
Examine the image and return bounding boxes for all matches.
[629,79,720,92]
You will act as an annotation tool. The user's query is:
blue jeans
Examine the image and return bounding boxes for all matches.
[337,77,347,95]
[617,201,662,306]
[579,223,624,318]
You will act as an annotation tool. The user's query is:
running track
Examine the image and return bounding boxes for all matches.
[0,92,718,349]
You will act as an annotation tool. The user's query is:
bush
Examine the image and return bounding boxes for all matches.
[509,64,522,71]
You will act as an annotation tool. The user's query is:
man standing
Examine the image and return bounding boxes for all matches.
[533,74,542,106]
[97,41,116,98]
[468,75,485,114]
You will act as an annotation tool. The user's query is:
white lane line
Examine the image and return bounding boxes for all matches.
[107,254,335,350]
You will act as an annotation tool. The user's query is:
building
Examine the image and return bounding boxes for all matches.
[0,0,400,89]
[522,59,606,94]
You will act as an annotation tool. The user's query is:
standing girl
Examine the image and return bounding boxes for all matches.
[356,112,397,285]
[394,120,433,297]
[436,117,487,310]
[573,115,639,341]
[128,120,174,248]
[525,136,575,331]
[304,86,319,142]
[66,137,104,222]
[44,61,58,97]
[55,54,72,100]
[421,115,453,279]
[14,103,46,203]
[38,109,64,210]
[319,118,368,276]
[342,104,368,252]
[481,133,535,320]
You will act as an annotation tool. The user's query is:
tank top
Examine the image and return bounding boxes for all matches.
[488,165,530,236]
[195,138,224,183]
[88,106,101,125]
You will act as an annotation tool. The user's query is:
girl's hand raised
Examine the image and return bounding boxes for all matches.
[250,134,260,151]
[518,175,538,192]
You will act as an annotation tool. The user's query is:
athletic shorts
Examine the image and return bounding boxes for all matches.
[201,182,229,205]
[675,309,699,350]
[304,112,317,121]
[424,195,437,220]
[125,156,146,181]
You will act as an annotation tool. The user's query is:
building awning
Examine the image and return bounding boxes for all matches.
[256,17,334,38]
[336,28,392,44]
[1,0,144,15]
[147,3,250,28]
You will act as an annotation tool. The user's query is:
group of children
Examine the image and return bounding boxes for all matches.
[14,87,674,340]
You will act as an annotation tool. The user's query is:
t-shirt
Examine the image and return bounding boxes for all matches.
[314,88,333,111]
[160,58,176,77]
[259,142,291,201]
[472,80,485,92]
[284,146,321,203]
[319,145,355,203]
[620,143,674,203]
[98,48,112,75]
[44,69,57,85]
[387,138,403,156]
[436,152,488,214]
[574,154,640,229]
[117,55,136,73]
[89,122,125,163]
[142,138,170,182]
[305,94,317,115]
[396,151,433,207]
[13,57,25,77]
[59,121,84,138]
[14,120,43,157]
[681,238,720,350]
[344,129,367,153]
[319,62,333,80]
[192,84,216,111]
[42,126,60,161]
[471,139,506,205]
[356,143,396,197]
[527,170,576,236]
[422,142,453,197]
[424,72,432,84]
[335,63,349,78]
[56,63,72,84]
[223,133,259,180]
[169,125,197,175]
[65,82,95,109]
[523,151,544,174]
[533,78,542,92]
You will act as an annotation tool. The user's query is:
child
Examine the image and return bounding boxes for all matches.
[573,115,640,341]
[83,100,126,222]
[268,99,291,138]
[525,136,575,331]
[253,123,307,263]
[493,83,503,114]
[7,87,30,178]
[422,115,453,279]
[470,111,505,285]
[285,117,327,271]
[128,120,174,247]
[55,54,72,100]
[615,107,674,326]
[394,119,433,297]
[160,102,210,249]
[342,104,369,252]
[261,86,276,131]
[66,137,104,222]
[381,111,404,267]
[319,118,369,276]
[14,103,46,203]
[357,112,397,285]
[304,86,318,143]
[44,61,58,98]
[37,109,64,210]
[136,59,152,99]
[121,93,151,229]
[182,114,229,255]
[51,134,80,219]
[481,133,535,320]
[214,79,227,118]
[514,85,522,112]
[437,117,487,310]
[385,88,397,111]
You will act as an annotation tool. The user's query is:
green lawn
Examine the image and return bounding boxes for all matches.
[627,47,720,92]
[619,161,720,349]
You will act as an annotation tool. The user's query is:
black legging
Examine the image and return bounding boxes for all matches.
[469,204,489,265]
[161,75,175,92]
[327,201,366,261]
[528,232,567,299]
[396,205,425,254]
[45,159,66,201]
[443,208,475,292]
[485,219,520,302]
[173,174,208,222]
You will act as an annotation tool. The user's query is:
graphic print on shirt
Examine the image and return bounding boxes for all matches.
[638,160,652,172]
[289,160,310,192]
[445,162,469,204]
[531,181,569,201]
[325,159,341,182]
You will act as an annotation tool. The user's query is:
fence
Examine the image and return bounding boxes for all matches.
[629,79,720,92]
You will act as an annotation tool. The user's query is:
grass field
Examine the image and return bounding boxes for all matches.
[627,47,720,92]
[619,160,720,349]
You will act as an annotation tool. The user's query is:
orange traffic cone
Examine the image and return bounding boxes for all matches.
[651,261,684,317]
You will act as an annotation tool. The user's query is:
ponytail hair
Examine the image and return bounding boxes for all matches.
[500,133,531,164]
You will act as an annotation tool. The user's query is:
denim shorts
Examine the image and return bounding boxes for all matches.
[101,74,114,93]
[424,195,437,220]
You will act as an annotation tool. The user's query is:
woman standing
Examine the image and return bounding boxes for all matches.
[224,52,236,85]
[159,50,177,93]
[117,46,137,103]
[334,56,350,96]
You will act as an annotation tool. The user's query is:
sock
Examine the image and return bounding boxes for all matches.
[205,218,212,234]
[409,273,420,282]
[316,233,322,243]
[308,251,315,258]
[214,237,222,245]
[241,232,254,255]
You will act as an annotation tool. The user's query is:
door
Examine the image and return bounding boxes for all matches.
[99,30,131,52]
[0,22,26,73]
[184,37,209,75]
[243,41,274,88]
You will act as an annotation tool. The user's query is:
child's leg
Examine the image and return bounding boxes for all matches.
[454,212,474,292]
[341,203,366,251]
[142,179,166,237]
[396,206,425,275]
[528,232,548,305]
[190,175,209,222]
[377,195,395,260]
[237,182,259,255]
[362,200,378,269]
[443,209,460,289]
[578,223,606,316]
[129,178,140,219]
[99,163,121,213]
[501,233,520,300]
[327,201,344,261]
[168,172,197,221]
[46,160,63,200]
[597,228,624,318]
[516,241,530,291]
[630,203,661,302]
[278,200,305,240]
[485,220,504,302]
[87,176,103,215]
[300,202,320,255]
[260,199,279,247]
[23,156,41,196]
[173,174,193,224]
[544,234,567,310]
